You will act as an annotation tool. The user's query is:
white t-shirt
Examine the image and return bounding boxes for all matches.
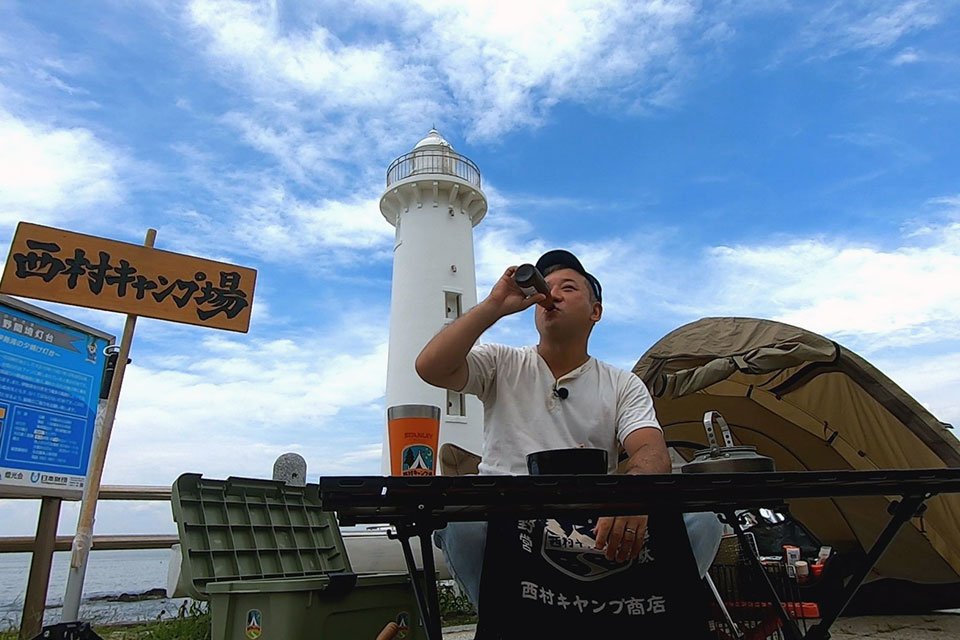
[462,344,662,475]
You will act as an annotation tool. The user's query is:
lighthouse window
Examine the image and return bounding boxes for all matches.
[447,389,465,417]
[444,291,462,321]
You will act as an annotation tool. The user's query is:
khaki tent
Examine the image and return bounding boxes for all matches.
[633,317,960,612]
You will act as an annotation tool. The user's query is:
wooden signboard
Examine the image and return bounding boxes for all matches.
[0,222,256,333]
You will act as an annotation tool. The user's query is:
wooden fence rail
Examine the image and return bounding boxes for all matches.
[1,485,174,640]
[0,534,180,554]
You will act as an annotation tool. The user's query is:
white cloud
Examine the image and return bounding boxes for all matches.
[234,189,392,255]
[172,0,734,289]
[927,194,960,212]
[98,320,390,488]
[787,1,943,61]
[687,218,960,351]
[829,131,925,164]
[30,68,87,96]
[155,142,395,263]
[0,110,122,226]
[218,113,347,185]
[872,351,960,430]
[187,0,420,110]
[186,0,709,155]
[172,0,736,250]
[220,187,393,262]
[841,1,940,50]
[899,87,960,105]
[185,0,445,174]
[402,0,700,139]
[892,46,923,64]
[474,222,543,290]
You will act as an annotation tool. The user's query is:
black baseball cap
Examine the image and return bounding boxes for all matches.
[536,249,602,303]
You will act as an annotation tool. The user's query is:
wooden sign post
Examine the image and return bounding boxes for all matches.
[0,222,257,627]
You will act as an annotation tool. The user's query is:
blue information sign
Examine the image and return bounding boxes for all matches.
[0,295,113,497]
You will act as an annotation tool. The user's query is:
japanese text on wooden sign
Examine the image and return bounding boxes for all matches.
[0,223,256,333]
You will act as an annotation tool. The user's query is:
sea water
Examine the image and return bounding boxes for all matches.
[0,548,192,629]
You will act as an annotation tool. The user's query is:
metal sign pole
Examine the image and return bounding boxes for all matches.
[60,229,155,623]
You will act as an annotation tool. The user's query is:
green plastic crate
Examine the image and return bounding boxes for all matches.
[171,473,423,640]
[206,574,421,640]
[171,473,351,599]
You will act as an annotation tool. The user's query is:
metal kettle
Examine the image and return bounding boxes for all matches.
[681,411,775,473]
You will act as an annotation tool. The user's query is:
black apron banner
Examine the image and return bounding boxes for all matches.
[477,511,713,639]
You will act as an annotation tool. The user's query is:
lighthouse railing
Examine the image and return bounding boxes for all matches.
[386,150,482,189]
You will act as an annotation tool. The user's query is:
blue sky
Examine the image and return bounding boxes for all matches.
[0,0,958,542]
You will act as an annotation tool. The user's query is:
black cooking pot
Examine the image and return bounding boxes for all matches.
[526,448,608,475]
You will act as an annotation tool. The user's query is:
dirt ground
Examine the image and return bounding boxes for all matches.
[441,613,960,639]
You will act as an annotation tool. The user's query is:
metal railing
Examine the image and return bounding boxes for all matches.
[386,150,482,189]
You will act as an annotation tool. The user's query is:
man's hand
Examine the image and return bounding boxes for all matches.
[486,266,547,318]
[591,428,669,562]
[594,515,648,563]
[376,621,399,640]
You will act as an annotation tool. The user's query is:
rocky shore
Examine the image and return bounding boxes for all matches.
[87,589,168,604]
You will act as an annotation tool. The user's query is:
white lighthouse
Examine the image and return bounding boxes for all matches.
[379,129,487,473]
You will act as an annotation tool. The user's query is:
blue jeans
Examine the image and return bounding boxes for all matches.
[433,512,723,611]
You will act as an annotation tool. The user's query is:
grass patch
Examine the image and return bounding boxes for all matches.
[3,603,211,640]
[439,582,477,627]
[102,603,210,640]
[6,585,469,639]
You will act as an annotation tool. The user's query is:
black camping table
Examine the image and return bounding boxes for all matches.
[320,469,960,640]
